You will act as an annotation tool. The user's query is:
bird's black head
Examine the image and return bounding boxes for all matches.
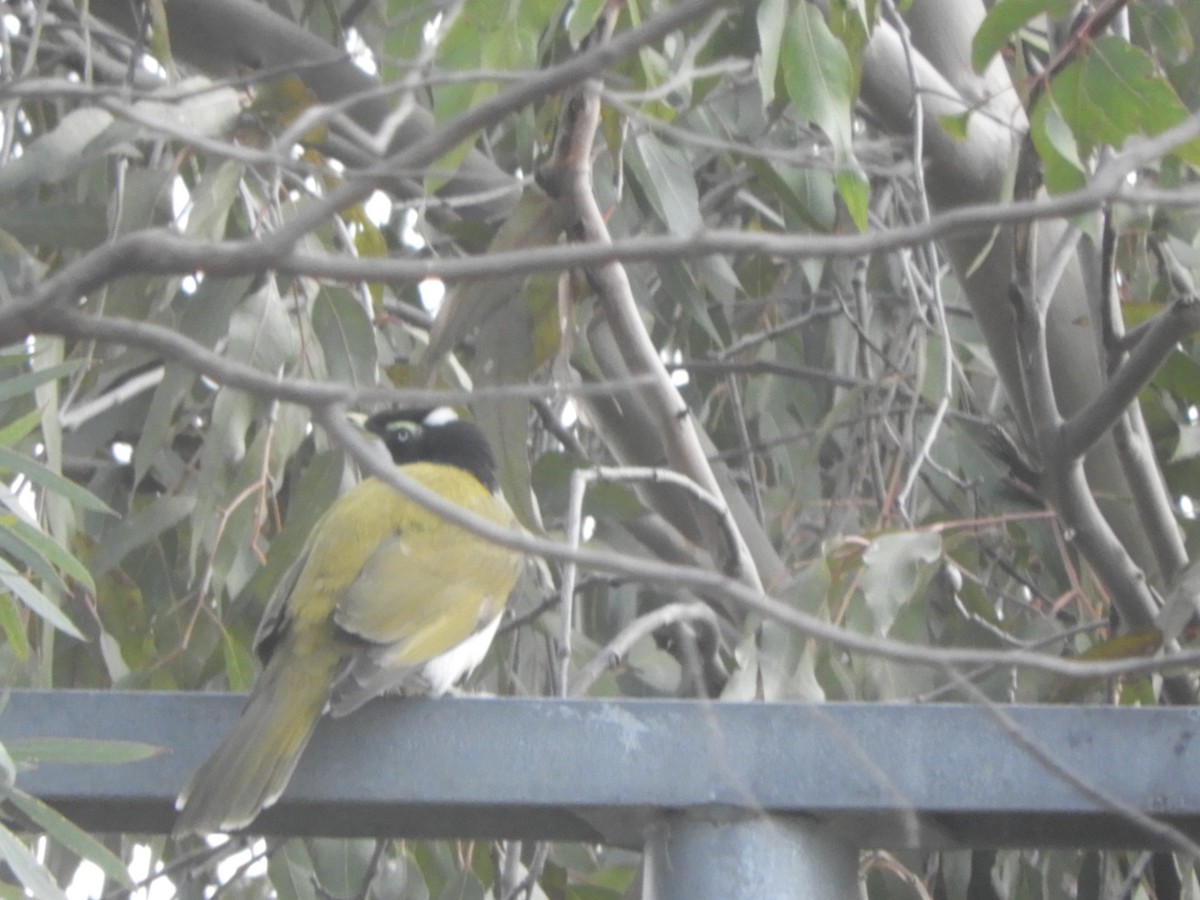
[363,409,499,492]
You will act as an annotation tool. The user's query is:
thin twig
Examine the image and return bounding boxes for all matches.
[314,404,1200,681]
[554,0,761,590]
[7,128,1200,332]
[570,601,719,697]
[882,0,952,518]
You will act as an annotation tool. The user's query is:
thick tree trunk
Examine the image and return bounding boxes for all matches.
[859,0,1167,615]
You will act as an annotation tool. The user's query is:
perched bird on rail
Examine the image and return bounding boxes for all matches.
[174,408,522,835]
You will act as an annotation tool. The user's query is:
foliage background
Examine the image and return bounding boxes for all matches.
[2,0,1200,896]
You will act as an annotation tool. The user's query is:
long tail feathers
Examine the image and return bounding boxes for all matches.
[173,646,336,836]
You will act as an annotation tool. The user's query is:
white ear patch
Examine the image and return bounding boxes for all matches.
[422,407,459,427]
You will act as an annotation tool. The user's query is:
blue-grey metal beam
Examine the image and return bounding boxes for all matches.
[644,814,859,899]
[4,690,1200,848]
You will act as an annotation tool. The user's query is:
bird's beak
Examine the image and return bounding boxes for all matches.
[346,411,369,429]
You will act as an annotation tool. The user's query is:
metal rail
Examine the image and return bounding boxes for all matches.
[6,690,1199,851]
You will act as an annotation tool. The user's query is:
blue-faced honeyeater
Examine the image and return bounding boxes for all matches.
[173,409,521,835]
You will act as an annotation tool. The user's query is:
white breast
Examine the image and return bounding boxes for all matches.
[419,612,504,696]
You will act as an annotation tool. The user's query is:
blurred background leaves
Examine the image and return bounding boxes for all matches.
[0,0,1198,897]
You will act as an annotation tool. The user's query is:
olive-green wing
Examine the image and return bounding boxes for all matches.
[251,474,413,656]
[251,539,311,662]
[331,463,521,665]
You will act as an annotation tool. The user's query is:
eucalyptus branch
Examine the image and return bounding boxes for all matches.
[274,178,1200,284]
[7,128,1200,335]
[1050,458,1162,633]
[11,0,730,327]
[557,0,761,590]
[1010,197,1165,651]
[1103,242,1192,593]
[92,88,281,170]
[882,0,952,520]
[570,601,720,698]
[559,464,740,696]
[1062,293,1200,459]
[1009,172,1193,702]
[7,303,652,411]
[1111,402,1187,585]
[1073,222,1190,587]
[315,404,1200,682]
[373,0,728,182]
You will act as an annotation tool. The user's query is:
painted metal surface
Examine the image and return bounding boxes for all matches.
[5,691,1199,847]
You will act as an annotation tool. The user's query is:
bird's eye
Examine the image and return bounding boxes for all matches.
[390,423,419,442]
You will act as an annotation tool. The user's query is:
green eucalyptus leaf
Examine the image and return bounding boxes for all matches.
[0,204,107,250]
[0,447,113,516]
[782,4,855,153]
[220,627,257,692]
[433,870,487,900]
[0,559,83,640]
[0,743,13,794]
[6,790,133,888]
[972,0,1075,73]
[91,494,195,578]
[4,518,92,591]
[0,362,79,406]
[628,132,702,235]
[268,838,320,900]
[756,0,787,107]
[0,592,29,660]
[0,108,114,202]
[0,821,66,900]
[1031,93,1088,195]
[313,288,378,388]
[861,530,942,636]
[6,736,164,766]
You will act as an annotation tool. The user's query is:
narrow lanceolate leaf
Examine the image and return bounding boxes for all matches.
[0,560,83,640]
[268,838,320,900]
[312,288,378,388]
[0,108,113,203]
[1031,93,1088,195]
[0,741,13,793]
[0,517,94,593]
[0,361,79,405]
[781,4,868,229]
[90,495,195,578]
[221,628,257,693]
[0,593,29,660]
[7,790,134,888]
[629,131,703,235]
[782,3,855,153]
[756,0,787,106]
[6,736,165,766]
[0,409,40,448]
[0,446,114,516]
[0,821,67,900]
[972,0,1076,73]
[0,523,63,597]
[835,168,870,232]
